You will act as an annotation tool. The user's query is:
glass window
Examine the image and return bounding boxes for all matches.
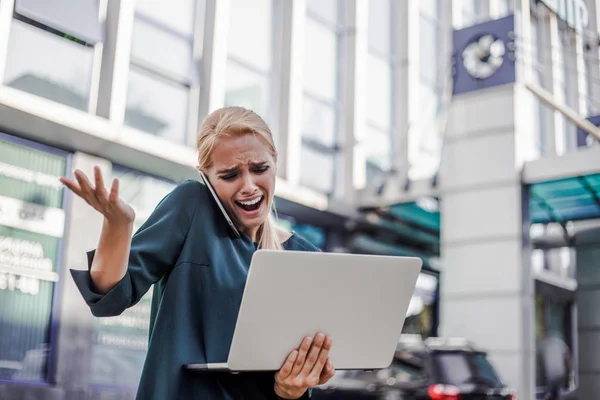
[304,19,338,101]
[307,0,338,25]
[228,0,272,72]
[0,136,67,383]
[421,0,439,19]
[126,0,198,143]
[15,0,102,43]
[461,0,482,27]
[410,3,444,181]
[302,98,336,147]
[365,126,392,172]
[496,0,511,17]
[390,360,426,383]
[225,63,270,119]
[302,2,340,195]
[124,68,189,143]
[418,84,440,122]
[3,19,94,111]
[130,18,194,81]
[89,168,175,387]
[226,0,274,123]
[419,17,439,84]
[299,146,335,193]
[135,0,195,36]
[433,353,503,388]
[367,56,392,129]
[368,0,391,55]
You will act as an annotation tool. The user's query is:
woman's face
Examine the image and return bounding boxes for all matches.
[205,134,276,240]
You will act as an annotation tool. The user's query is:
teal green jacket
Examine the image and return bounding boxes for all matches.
[71,180,318,399]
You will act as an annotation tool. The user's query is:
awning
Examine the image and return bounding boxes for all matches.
[530,173,600,224]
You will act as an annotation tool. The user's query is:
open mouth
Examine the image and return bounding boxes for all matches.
[235,196,264,212]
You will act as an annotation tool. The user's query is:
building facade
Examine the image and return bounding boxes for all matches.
[0,0,599,399]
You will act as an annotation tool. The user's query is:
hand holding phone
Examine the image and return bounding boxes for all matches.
[198,171,241,238]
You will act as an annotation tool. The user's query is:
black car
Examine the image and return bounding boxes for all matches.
[313,335,516,400]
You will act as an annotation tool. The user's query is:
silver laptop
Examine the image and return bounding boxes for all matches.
[185,250,422,373]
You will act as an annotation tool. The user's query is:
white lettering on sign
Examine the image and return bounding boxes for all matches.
[539,0,589,33]
[0,195,65,237]
[98,333,149,351]
[0,272,40,295]
[0,236,58,282]
[0,161,63,189]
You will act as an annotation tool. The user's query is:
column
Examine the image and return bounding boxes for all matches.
[54,154,112,390]
[575,225,600,398]
[96,0,135,123]
[277,0,306,184]
[198,0,230,118]
[335,0,368,203]
[439,83,535,399]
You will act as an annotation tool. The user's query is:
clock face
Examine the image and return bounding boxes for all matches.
[462,34,506,80]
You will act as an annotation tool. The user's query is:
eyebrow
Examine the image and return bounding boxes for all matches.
[216,161,268,175]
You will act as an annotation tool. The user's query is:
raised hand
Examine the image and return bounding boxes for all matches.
[60,166,135,226]
[274,333,335,399]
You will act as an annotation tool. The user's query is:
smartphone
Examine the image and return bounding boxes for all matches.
[198,171,241,238]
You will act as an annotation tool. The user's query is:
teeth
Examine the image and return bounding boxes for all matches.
[239,196,262,206]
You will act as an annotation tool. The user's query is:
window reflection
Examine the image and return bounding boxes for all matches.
[125,0,198,144]
[304,19,337,101]
[302,98,336,147]
[301,1,340,194]
[367,56,392,130]
[135,0,195,36]
[368,0,390,55]
[365,0,393,185]
[124,68,189,143]
[225,0,274,123]
[228,0,272,72]
[409,3,444,180]
[225,63,270,119]
[365,126,391,172]
[4,19,94,111]
[307,0,338,25]
[299,145,335,194]
[130,17,194,81]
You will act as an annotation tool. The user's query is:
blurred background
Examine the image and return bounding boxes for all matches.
[0,0,598,399]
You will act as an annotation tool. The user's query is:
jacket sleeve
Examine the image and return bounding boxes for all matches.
[70,180,201,317]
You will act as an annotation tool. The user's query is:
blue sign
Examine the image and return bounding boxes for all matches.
[452,15,516,96]
[577,115,600,147]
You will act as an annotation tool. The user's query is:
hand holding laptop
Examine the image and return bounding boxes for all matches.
[274,333,335,399]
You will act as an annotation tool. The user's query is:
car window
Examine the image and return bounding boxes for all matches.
[433,352,503,388]
[390,359,426,383]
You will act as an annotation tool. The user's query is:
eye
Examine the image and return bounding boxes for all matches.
[220,173,237,181]
[253,165,270,174]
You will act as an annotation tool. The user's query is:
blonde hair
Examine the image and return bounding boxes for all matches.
[196,106,282,251]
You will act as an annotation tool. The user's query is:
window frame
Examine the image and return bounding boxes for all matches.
[5,9,101,114]
[125,2,200,145]
[225,0,282,129]
[365,0,397,179]
[300,0,345,195]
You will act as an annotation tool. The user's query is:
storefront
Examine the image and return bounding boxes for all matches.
[88,166,176,388]
[0,132,68,383]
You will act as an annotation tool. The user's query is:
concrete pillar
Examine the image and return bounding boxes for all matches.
[335,0,367,203]
[439,84,535,399]
[53,153,112,389]
[575,225,600,397]
[277,0,306,184]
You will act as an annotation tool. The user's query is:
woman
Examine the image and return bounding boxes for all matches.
[61,106,335,399]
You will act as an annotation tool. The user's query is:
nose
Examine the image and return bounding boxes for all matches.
[240,172,259,195]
